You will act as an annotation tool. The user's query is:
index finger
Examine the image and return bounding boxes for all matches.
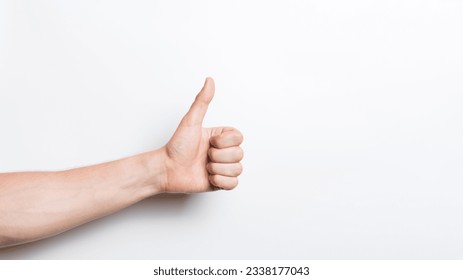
[210,127,244,148]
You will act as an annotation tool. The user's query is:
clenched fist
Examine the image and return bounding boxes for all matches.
[161,77,244,193]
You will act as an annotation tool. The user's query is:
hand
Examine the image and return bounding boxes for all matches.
[161,77,244,193]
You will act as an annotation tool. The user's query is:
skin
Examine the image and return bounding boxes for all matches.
[0,77,243,248]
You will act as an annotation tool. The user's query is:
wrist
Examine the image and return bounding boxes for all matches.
[138,148,169,196]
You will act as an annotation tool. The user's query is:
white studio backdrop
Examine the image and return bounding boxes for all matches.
[0,0,462,259]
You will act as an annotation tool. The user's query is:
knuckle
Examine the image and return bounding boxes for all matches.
[234,130,244,144]
[235,147,244,160]
[229,177,239,189]
[210,136,220,148]
[206,163,214,173]
[235,163,243,176]
[209,174,218,186]
[208,148,216,160]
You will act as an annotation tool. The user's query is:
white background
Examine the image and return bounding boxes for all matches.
[0,0,462,259]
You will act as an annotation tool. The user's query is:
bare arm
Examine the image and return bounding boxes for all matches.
[0,150,166,247]
[0,78,244,248]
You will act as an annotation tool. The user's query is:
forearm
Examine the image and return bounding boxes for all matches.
[0,149,166,248]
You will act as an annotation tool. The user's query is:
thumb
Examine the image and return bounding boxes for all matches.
[181,77,215,126]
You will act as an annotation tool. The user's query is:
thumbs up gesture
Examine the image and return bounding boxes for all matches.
[162,78,244,193]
